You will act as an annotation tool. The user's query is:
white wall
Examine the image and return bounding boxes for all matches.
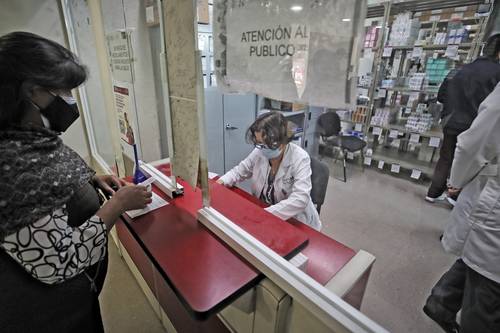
[0,0,91,162]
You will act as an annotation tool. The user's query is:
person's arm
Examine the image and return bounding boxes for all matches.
[449,90,500,188]
[265,154,312,220]
[219,149,259,187]
[1,207,107,285]
[437,76,449,105]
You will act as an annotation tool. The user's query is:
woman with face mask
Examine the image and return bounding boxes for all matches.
[0,32,152,332]
[218,111,321,230]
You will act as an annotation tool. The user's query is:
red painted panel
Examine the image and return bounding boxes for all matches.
[124,203,259,314]
[169,180,308,258]
[154,267,230,332]
[118,163,357,320]
[115,220,156,291]
[229,186,356,285]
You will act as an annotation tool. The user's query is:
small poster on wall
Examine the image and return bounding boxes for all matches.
[106,30,134,83]
[113,86,135,145]
[113,85,137,161]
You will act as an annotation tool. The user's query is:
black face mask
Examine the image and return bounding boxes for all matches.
[39,95,80,133]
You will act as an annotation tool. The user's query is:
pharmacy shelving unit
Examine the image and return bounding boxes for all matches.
[351,0,492,182]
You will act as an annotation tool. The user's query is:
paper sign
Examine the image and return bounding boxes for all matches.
[410,133,420,144]
[429,137,441,148]
[366,148,373,157]
[378,89,387,98]
[378,160,385,169]
[412,47,423,59]
[391,164,401,173]
[347,152,354,160]
[364,157,372,166]
[215,0,363,109]
[126,192,168,219]
[445,45,459,58]
[373,127,383,136]
[411,169,422,180]
[106,31,133,83]
[383,47,393,58]
[389,130,398,138]
[146,6,155,24]
[114,86,136,145]
[355,123,363,132]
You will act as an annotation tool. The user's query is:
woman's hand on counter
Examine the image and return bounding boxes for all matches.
[93,174,127,195]
[96,185,152,227]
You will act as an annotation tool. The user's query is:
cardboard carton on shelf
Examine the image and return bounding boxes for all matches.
[144,0,159,26]
[292,103,307,111]
[197,0,209,24]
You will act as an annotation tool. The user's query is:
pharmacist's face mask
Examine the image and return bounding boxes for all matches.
[256,144,282,160]
[39,93,80,133]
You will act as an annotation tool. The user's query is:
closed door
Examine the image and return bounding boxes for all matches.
[204,87,224,174]
[223,94,257,172]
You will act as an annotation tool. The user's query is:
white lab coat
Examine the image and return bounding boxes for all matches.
[220,143,322,230]
[442,83,500,283]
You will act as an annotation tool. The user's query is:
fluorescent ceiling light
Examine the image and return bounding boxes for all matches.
[342,18,351,22]
[291,5,303,12]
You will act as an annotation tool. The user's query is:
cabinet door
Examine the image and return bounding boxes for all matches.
[205,88,224,175]
[223,94,257,172]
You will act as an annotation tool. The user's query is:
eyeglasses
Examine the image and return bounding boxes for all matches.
[255,143,280,150]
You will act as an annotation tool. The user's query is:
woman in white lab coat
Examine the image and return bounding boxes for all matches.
[218,112,321,230]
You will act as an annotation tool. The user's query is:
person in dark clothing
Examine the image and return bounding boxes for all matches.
[425,35,500,203]
[0,32,152,332]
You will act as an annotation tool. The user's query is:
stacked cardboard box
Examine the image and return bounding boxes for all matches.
[364,26,380,48]
[388,12,421,46]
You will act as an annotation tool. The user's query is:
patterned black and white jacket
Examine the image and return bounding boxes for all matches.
[0,206,107,284]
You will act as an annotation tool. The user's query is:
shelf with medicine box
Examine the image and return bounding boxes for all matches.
[354,1,490,181]
[390,42,473,50]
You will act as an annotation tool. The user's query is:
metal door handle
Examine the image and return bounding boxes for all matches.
[226,124,238,130]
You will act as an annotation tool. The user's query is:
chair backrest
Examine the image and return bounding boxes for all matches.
[317,111,341,138]
[310,157,329,213]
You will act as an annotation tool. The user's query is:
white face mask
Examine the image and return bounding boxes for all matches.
[259,146,282,160]
[59,95,77,105]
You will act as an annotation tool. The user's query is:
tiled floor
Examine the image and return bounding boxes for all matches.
[322,162,455,333]
[99,162,456,333]
[99,242,165,333]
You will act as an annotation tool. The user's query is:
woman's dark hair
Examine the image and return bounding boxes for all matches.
[246,111,290,149]
[0,31,87,129]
